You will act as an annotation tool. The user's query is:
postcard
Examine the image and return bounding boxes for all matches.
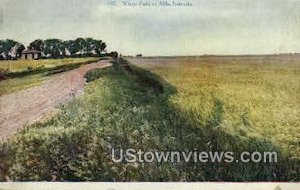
[0,0,299,189]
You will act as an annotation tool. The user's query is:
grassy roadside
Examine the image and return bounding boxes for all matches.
[0,74,44,95]
[0,58,101,95]
[0,58,298,181]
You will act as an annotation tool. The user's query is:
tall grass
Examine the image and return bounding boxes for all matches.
[0,57,298,181]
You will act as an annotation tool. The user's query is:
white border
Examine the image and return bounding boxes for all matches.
[0,182,299,190]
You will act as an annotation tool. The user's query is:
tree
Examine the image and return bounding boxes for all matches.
[0,39,25,59]
[16,44,25,58]
[100,41,107,53]
[90,39,106,55]
[28,39,45,51]
[44,39,64,58]
[110,51,118,58]
[85,37,95,54]
[74,38,87,55]
[63,38,106,57]
[25,37,108,59]
[63,40,77,56]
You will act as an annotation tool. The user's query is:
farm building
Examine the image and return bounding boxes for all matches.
[21,49,42,60]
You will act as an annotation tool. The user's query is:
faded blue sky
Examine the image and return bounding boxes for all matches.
[0,0,300,56]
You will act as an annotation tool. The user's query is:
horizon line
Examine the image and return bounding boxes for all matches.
[124,53,300,58]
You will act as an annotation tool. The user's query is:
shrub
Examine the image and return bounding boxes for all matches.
[0,69,8,80]
[85,69,104,83]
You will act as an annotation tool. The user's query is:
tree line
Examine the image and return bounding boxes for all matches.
[0,38,107,60]
[0,39,25,60]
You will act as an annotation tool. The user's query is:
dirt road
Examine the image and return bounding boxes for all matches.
[0,59,112,139]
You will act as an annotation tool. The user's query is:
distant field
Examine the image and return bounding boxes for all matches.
[0,57,100,72]
[129,56,300,157]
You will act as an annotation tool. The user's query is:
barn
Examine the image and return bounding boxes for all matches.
[21,49,42,60]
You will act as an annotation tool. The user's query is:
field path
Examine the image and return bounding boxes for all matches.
[0,59,112,138]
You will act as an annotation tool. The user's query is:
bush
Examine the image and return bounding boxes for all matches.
[84,68,104,83]
[0,69,8,81]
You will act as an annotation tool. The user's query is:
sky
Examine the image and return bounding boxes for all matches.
[0,0,300,56]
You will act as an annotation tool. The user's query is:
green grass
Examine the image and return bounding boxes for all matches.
[0,57,101,95]
[0,74,44,95]
[0,57,299,181]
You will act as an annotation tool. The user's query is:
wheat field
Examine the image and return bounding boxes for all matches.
[129,55,300,158]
